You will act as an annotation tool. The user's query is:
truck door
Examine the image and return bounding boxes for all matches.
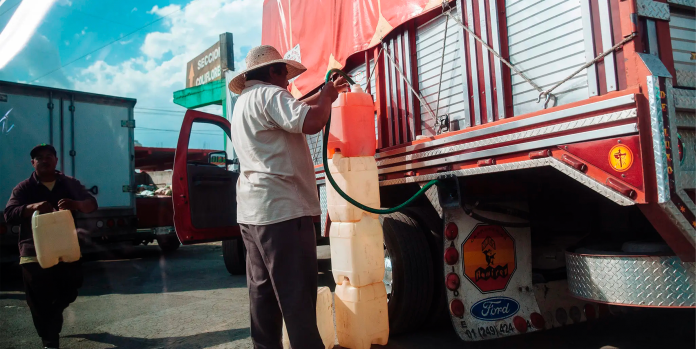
[172,109,240,244]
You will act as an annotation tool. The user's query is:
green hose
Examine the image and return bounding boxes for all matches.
[323,69,439,214]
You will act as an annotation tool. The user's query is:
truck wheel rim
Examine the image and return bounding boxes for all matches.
[383,244,393,300]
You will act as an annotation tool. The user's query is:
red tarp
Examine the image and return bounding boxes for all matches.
[261,0,439,97]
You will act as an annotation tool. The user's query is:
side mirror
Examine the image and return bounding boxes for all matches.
[208,151,227,167]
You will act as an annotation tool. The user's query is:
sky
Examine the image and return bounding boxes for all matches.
[0,0,262,149]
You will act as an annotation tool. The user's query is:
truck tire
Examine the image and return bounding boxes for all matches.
[156,234,181,253]
[402,207,449,328]
[222,238,246,275]
[380,212,434,335]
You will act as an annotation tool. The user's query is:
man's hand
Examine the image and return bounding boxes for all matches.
[323,81,339,102]
[332,74,350,93]
[58,198,80,211]
[27,201,54,215]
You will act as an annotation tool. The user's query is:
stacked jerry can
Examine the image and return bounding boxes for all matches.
[326,85,389,349]
[282,286,335,349]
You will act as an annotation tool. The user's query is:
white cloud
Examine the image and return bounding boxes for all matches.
[131,7,137,12]
[69,0,262,147]
[64,40,69,46]
[57,0,72,6]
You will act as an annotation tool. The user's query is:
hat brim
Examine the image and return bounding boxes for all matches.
[228,59,307,94]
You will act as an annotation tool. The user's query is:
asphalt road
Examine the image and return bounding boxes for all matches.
[0,243,694,349]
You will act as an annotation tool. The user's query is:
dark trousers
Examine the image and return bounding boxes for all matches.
[22,261,83,348]
[240,216,324,349]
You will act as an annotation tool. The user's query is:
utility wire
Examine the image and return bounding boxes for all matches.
[71,8,138,28]
[29,7,182,83]
[0,1,19,17]
[135,107,187,113]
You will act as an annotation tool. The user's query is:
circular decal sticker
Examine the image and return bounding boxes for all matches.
[608,144,634,172]
[462,225,516,293]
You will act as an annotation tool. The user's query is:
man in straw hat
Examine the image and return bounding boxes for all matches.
[229,45,348,348]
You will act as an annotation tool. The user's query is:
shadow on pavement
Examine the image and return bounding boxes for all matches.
[66,328,250,349]
[78,244,247,296]
[2,244,247,297]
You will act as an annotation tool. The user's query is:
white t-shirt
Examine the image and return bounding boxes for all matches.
[231,80,321,225]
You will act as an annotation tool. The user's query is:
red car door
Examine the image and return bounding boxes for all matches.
[172,109,240,244]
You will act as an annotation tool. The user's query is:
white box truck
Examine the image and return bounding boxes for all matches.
[0,81,151,262]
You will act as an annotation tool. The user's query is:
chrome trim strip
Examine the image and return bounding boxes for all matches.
[636,0,671,20]
[646,19,659,56]
[580,0,599,97]
[455,5,472,127]
[673,88,696,110]
[378,123,638,174]
[647,76,670,203]
[465,0,481,124]
[598,0,617,92]
[667,0,696,8]
[478,0,494,123]
[375,94,636,158]
[666,78,696,235]
[379,157,636,206]
[489,0,506,118]
[376,108,637,167]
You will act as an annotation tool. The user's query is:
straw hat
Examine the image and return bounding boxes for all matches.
[228,45,307,94]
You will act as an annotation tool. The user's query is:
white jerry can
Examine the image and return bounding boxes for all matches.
[31,210,81,268]
[282,286,335,349]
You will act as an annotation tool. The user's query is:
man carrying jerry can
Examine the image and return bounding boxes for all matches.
[4,144,97,349]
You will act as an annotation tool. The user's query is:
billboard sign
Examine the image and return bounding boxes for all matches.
[186,32,234,88]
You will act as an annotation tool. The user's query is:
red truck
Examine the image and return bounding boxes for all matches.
[134,146,226,253]
[171,0,695,343]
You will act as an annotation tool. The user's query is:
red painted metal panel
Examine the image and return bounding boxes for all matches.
[136,196,173,229]
[407,21,422,138]
[562,136,644,190]
[484,0,499,121]
[472,0,487,124]
[590,0,607,96]
[609,0,627,91]
[374,46,390,150]
[496,0,513,120]
[656,20,677,84]
[172,110,240,245]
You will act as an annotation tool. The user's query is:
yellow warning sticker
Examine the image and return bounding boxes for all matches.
[608,144,634,172]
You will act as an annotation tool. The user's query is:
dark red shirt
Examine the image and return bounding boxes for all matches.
[4,171,97,257]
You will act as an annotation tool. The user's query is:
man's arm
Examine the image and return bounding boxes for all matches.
[57,198,97,213]
[57,178,98,213]
[303,75,349,106]
[302,85,338,135]
[4,185,52,222]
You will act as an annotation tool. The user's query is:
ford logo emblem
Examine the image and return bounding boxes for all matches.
[470,297,520,321]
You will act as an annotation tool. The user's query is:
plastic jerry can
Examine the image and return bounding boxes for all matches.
[334,281,389,349]
[326,153,380,222]
[330,216,385,287]
[31,210,80,269]
[282,286,335,349]
[327,84,376,158]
